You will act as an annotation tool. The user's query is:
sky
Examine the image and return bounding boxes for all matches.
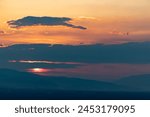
[1,0,150,45]
[1,0,150,81]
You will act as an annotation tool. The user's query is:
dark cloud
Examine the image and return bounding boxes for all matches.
[1,42,150,64]
[7,16,87,30]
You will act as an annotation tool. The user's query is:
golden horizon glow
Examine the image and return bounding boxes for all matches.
[1,0,150,45]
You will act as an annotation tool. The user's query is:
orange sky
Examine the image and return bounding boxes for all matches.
[1,0,150,45]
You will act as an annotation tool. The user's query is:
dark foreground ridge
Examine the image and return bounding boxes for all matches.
[1,89,150,100]
[0,69,150,100]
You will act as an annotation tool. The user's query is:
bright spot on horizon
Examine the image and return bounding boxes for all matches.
[29,68,48,73]
[33,68,43,73]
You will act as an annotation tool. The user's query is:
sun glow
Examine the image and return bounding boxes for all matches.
[29,68,48,73]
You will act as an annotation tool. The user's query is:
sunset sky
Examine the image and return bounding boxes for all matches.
[1,0,150,95]
[1,0,150,45]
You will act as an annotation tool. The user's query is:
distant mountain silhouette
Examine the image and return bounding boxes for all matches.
[115,74,150,91]
[0,69,125,91]
[1,69,150,99]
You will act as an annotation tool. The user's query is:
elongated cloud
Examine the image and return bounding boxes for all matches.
[7,16,87,30]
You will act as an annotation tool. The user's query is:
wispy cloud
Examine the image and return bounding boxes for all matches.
[7,16,87,30]
[0,30,4,34]
[9,60,85,65]
[109,30,130,36]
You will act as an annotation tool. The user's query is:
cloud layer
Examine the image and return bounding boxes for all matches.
[1,42,150,80]
[1,42,150,63]
[7,16,87,30]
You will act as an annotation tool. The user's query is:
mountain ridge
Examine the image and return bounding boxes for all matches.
[0,68,125,91]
